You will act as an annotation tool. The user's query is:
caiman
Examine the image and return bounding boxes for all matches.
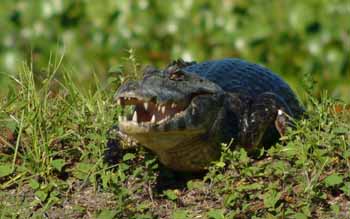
[105,58,304,172]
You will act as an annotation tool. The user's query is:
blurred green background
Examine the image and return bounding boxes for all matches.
[0,0,349,102]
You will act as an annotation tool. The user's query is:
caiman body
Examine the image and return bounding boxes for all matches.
[106,58,304,172]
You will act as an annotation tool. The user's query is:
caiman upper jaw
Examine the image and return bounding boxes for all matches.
[116,96,188,125]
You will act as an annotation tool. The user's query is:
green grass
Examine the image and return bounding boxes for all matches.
[1,1,350,102]
[0,62,349,219]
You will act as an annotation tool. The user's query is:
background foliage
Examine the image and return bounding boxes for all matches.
[1,1,350,218]
[0,0,350,100]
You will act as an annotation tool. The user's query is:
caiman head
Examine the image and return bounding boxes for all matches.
[114,64,225,153]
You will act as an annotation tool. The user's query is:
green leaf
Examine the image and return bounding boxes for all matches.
[101,172,112,189]
[107,77,119,85]
[35,190,48,202]
[29,179,40,190]
[237,183,263,192]
[331,204,340,215]
[207,209,225,219]
[0,164,12,178]
[271,161,288,175]
[97,209,117,219]
[293,212,308,219]
[224,193,239,207]
[301,205,311,217]
[186,180,204,190]
[333,127,348,134]
[263,190,282,209]
[73,163,95,180]
[108,65,123,74]
[172,209,188,219]
[122,153,136,161]
[214,161,226,168]
[340,182,350,196]
[3,120,17,132]
[342,150,350,159]
[163,190,177,201]
[324,174,343,187]
[134,213,153,219]
[51,159,65,172]
[136,200,152,211]
[239,148,249,164]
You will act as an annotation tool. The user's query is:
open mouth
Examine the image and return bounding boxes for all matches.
[116,96,188,126]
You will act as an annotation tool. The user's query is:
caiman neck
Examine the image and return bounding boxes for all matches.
[155,135,221,172]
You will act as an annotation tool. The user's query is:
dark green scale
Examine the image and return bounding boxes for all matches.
[183,58,303,117]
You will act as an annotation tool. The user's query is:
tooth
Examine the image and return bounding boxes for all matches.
[118,115,122,121]
[158,105,161,111]
[122,116,127,121]
[278,109,283,115]
[144,102,149,110]
[171,103,176,108]
[161,106,166,114]
[151,114,156,123]
[132,111,137,122]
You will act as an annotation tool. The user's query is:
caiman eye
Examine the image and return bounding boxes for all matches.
[169,69,185,81]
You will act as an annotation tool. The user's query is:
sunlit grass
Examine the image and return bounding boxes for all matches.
[0,60,349,218]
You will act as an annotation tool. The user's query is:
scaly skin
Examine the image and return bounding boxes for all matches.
[105,58,304,172]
